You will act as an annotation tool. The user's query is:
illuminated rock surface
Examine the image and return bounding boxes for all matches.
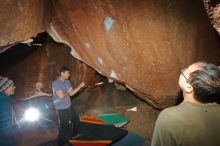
[0,0,220,108]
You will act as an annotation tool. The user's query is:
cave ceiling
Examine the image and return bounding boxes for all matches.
[0,0,220,108]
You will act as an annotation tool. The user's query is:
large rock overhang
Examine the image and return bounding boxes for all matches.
[0,0,220,109]
[47,0,220,108]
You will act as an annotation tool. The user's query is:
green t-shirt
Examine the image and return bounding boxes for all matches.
[151,101,220,146]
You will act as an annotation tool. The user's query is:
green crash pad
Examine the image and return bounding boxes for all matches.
[98,113,129,127]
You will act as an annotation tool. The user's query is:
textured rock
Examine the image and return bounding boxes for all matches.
[0,0,220,108]
[48,0,220,108]
[0,0,51,49]
[203,0,220,34]
[0,41,103,100]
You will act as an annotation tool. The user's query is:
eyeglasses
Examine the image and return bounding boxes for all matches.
[181,68,190,83]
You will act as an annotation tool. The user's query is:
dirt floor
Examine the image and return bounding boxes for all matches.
[14,83,161,146]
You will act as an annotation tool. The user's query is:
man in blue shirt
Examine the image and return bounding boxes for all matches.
[52,66,85,146]
[0,76,18,146]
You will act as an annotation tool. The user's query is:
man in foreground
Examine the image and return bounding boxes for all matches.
[151,62,220,146]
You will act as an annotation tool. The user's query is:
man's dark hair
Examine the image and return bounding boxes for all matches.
[59,66,70,74]
[188,62,220,103]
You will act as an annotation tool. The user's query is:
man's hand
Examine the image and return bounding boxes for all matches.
[67,87,73,94]
[79,82,85,88]
[68,82,85,96]
[56,90,69,100]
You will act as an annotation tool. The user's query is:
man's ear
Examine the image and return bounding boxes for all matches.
[185,84,193,93]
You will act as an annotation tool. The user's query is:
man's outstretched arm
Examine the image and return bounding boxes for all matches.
[68,82,85,96]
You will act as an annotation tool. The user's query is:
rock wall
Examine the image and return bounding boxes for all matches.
[0,0,219,108]
[203,0,220,34]
[0,41,103,100]
[0,0,51,49]
[47,0,220,108]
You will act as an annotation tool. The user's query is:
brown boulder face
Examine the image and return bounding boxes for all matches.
[47,0,220,108]
[0,42,102,100]
[0,0,51,49]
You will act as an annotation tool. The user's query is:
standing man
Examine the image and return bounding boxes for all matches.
[0,76,18,146]
[151,62,220,146]
[52,66,85,146]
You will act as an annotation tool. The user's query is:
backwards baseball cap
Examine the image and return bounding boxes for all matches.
[0,76,14,92]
